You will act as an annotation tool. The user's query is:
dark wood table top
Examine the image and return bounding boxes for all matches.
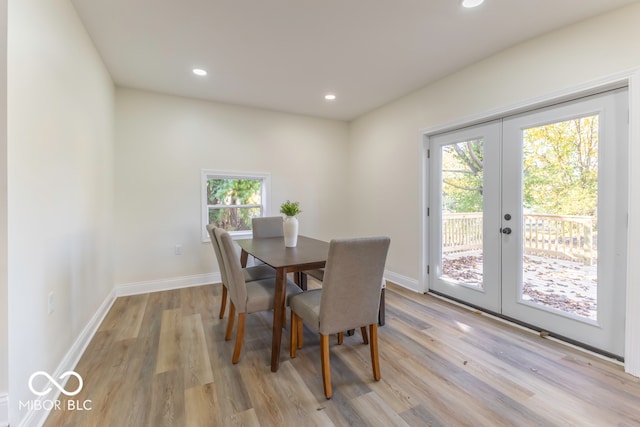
[236,235,329,372]
[235,234,384,372]
[236,235,329,270]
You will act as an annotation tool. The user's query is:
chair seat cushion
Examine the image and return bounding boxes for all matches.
[243,264,276,282]
[245,278,303,314]
[306,269,324,281]
[289,289,323,332]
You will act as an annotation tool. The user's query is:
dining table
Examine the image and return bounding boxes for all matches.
[236,235,329,372]
[236,234,387,372]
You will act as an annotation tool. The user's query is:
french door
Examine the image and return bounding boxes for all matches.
[429,89,628,356]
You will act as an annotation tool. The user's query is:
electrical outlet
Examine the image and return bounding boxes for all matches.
[48,291,55,315]
[175,244,183,255]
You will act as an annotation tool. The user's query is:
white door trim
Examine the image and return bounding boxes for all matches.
[428,121,502,312]
[419,68,640,376]
[500,90,627,356]
[624,70,640,377]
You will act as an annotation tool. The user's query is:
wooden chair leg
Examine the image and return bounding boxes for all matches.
[337,332,344,345]
[232,313,246,364]
[290,312,298,358]
[369,324,381,381]
[360,326,369,345]
[225,302,236,341]
[297,315,303,349]
[282,302,287,327]
[218,284,228,319]
[320,334,332,399]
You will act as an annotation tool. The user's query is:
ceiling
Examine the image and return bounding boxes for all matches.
[71,0,638,121]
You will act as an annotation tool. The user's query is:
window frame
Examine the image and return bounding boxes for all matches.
[201,169,271,241]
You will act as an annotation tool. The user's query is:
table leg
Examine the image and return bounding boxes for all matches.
[378,288,385,326]
[271,268,286,372]
[294,272,308,290]
[240,249,248,268]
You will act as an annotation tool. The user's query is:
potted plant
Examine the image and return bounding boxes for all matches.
[280,200,301,247]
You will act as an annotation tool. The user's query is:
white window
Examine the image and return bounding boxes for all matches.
[201,170,271,241]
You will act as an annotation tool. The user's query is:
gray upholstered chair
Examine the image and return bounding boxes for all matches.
[206,224,276,319]
[304,268,388,327]
[305,268,325,281]
[288,236,390,399]
[250,216,284,268]
[251,216,284,238]
[215,227,303,364]
[253,215,313,290]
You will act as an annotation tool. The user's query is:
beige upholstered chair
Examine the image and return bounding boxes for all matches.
[253,216,313,290]
[251,216,284,238]
[289,236,390,399]
[304,268,388,327]
[250,216,284,268]
[305,268,325,281]
[215,227,303,364]
[206,224,276,319]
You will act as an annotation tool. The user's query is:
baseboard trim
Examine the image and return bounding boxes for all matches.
[17,273,221,426]
[384,270,421,293]
[115,272,221,297]
[14,268,407,426]
[18,289,116,427]
[0,393,8,427]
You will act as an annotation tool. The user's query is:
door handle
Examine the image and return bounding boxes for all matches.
[501,227,512,235]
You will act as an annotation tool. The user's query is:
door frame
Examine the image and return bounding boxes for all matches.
[428,121,502,312]
[500,90,627,357]
[419,69,640,376]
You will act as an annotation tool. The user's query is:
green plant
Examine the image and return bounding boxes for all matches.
[280,200,302,216]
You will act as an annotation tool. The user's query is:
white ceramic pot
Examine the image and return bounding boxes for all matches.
[283,216,299,247]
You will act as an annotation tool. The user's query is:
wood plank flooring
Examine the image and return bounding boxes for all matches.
[44,282,640,426]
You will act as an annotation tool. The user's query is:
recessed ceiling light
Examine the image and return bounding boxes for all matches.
[462,0,484,8]
[192,68,208,76]
[324,94,336,101]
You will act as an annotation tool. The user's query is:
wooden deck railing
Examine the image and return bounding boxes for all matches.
[442,213,596,265]
[442,213,483,253]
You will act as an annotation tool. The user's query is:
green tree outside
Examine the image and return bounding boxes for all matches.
[207,178,262,231]
[442,139,484,212]
[442,115,599,217]
[523,115,598,216]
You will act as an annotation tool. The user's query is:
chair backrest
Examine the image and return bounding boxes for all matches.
[214,227,249,312]
[207,224,229,286]
[252,216,284,238]
[319,237,390,335]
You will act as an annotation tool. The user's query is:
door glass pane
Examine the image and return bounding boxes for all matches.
[441,139,484,289]
[521,116,598,320]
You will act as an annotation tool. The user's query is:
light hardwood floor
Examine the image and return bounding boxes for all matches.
[44,281,640,426]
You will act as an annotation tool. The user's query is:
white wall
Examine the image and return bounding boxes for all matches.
[5,3,640,425]
[349,3,640,372]
[350,2,640,285]
[114,88,349,285]
[0,1,8,425]
[7,0,114,424]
